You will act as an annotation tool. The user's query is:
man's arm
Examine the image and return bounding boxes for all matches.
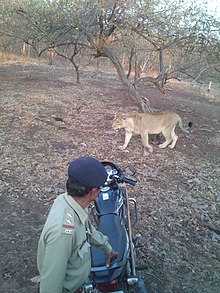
[38,233,72,293]
[87,221,112,253]
[87,221,117,265]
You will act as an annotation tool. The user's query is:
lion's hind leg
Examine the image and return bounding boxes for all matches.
[159,128,173,149]
[168,128,178,148]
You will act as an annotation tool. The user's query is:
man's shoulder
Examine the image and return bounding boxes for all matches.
[47,193,76,234]
[62,210,76,235]
[60,194,78,235]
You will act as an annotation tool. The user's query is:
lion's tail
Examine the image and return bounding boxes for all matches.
[178,117,193,133]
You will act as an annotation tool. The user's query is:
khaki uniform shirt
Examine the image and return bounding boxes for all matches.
[37,193,112,293]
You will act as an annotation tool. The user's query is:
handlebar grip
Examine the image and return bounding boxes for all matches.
[123,177,137,186]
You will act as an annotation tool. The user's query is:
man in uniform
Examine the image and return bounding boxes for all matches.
[37,156,117,293]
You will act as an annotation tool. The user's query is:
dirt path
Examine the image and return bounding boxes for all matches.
[0,62,219,293]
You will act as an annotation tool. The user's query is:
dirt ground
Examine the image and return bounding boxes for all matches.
[0,61,220,293]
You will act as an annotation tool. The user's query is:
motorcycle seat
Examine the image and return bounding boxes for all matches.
[91,213,129,268]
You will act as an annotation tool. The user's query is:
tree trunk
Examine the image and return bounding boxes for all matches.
[70,59,80,84]
[48,48,56,65]
[101,45,151,112]
[159,47,164,73]
[127,48,135,79]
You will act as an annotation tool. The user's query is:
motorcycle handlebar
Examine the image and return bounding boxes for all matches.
[110,175,137,186]
[122,177,137,186]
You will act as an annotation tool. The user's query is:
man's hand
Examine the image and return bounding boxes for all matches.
[106,250,118,267]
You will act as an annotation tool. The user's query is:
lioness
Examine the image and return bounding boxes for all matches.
[112,111,188,153]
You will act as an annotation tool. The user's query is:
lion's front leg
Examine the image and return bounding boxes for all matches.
[119,131,132,150]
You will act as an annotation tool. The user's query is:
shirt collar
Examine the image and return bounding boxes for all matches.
[64,193,88,224]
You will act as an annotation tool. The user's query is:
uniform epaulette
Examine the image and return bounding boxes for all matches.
[62,210,76,235]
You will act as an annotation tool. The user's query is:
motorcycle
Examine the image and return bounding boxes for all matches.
[83,161,147,293]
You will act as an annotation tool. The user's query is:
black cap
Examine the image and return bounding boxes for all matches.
[68,157,107,188]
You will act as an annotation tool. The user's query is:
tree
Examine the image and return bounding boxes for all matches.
[1,0,219,110]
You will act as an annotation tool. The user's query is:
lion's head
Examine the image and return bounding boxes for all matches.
[112,113,127,130]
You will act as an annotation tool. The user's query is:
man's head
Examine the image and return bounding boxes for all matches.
[66,156,107,198]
